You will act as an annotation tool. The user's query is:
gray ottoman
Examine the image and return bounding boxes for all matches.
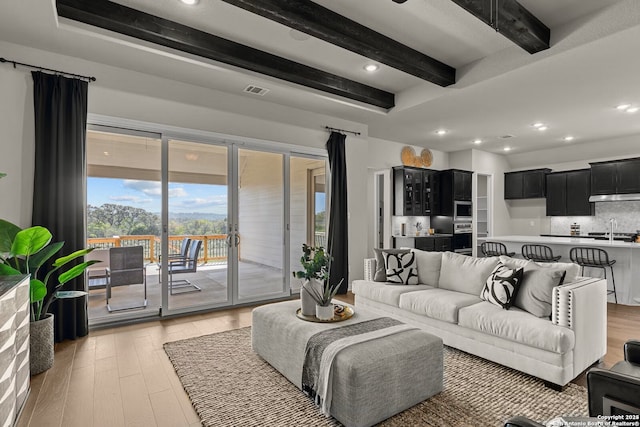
[252,300,443,427]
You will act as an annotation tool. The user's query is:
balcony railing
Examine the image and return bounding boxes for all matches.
[87,234,228,263]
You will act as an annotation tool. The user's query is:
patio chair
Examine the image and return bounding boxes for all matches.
[106,246,148,312]
[168,239,203,295]
[158,237,192,282]
[86,248,110,290]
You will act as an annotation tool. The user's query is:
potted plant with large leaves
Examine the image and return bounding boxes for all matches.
[0,219,96,374]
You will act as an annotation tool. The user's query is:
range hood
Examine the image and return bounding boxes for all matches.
[589,194,640,202]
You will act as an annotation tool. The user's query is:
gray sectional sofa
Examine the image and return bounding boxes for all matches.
[352,250,608,387]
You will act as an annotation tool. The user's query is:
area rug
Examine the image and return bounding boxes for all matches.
[163,327,587,427]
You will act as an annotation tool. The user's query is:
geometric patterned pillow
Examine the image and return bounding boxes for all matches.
[480,263,524,310]
[383,251,418,285]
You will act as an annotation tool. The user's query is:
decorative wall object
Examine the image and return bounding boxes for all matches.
[401,146,433,167]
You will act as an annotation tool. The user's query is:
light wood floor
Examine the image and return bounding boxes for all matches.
[18,297,640,427]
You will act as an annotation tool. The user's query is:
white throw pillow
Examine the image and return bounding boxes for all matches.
[439,252,499,295]
[410,249,442,286]
[383,251,419,285]
[480,263,524,310]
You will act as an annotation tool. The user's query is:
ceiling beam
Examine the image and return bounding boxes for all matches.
[56,0,395,109]
[449,0,550,54]
[220,0,456,87]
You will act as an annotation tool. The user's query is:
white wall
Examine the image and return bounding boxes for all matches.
[0,66,34,227]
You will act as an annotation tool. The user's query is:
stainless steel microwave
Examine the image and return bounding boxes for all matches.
[454,201,472,221]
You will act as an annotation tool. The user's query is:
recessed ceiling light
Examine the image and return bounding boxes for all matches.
[179,0,199,4]
[626,107,639,113]
[473,139,482,144]
[103,151,109,156]
[563,136,575,142]
[363,64,379,72]
[435,129,447,135]
[503,146,511,152]
[537,126,548,131]
[616,104,631,110]
[532,122,544,128]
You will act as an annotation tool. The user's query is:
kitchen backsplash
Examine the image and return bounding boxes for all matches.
[392,216,430,236]
[550,201,640,234]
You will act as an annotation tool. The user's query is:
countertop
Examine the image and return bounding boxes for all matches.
[0,275,29,298]
[393,234,453,238]
[489,235,640,249]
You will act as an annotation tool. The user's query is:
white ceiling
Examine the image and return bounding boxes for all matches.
[0,0,639,155]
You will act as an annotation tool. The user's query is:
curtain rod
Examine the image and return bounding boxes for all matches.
[324,126,361,136]
[0,57,97,82]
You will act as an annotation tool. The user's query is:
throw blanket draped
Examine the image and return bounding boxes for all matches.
[302,317,417,416]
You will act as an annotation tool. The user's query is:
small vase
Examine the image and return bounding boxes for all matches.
[316,303,334,321]
[300,278,322,316]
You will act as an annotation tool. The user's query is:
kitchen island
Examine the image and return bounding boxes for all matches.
[484,235,640,305]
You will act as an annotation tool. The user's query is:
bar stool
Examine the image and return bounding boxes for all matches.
[521,244,561,263]
[481,241,515,257]
[569,247,617,303]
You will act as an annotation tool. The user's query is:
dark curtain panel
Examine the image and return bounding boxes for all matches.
[326,131,349,294]
[32,71,89,342]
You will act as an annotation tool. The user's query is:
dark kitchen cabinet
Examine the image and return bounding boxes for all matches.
[394,167,431,216]
[590,162,617,195]
[545,173,566,216]
[453,170,472,201]
[504,169,551,199]
[590,158,640,195]
[546,169,594,216]
[616,159,640,193]
[414,236,452,252]
[432,169,473,215]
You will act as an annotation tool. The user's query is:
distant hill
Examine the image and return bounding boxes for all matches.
[166,212,227,221]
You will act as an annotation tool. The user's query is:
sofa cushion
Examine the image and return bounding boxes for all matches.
[399,289,482,324]
[499,256,580,283]
[438,252,499,296]
[373,248,410,282]
[480,263,524,310]
[411,249,442,287]
[383,251,419,285]
[458,301,575,354]
[351,280,434,307]
[499,257,568,317]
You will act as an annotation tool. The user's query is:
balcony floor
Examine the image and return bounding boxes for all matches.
[88,261,286,323]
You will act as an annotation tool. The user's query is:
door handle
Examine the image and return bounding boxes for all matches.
[225,234,233,247]
[234,234,240,247]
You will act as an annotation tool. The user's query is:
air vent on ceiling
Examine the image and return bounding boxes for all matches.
[499,134,515,139]
[243,85,269,96]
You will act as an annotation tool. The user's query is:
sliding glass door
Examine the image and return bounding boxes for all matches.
[234,148,287,302]
[86,123,327,323]
[166,139,231,311]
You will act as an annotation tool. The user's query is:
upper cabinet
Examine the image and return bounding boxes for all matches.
[504,169,551,199]
[546,169,594,216]
[432,169,473,216]
[393,167,434,216]
[590,158,640,195]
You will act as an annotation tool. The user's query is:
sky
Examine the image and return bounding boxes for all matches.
[88,177,326,214]
[87,177,228,214]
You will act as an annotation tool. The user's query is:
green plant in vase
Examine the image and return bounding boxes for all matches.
[0,219,97,374]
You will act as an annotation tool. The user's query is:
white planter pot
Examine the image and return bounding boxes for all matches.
[300,278,323,316]
[316,304,334,321]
